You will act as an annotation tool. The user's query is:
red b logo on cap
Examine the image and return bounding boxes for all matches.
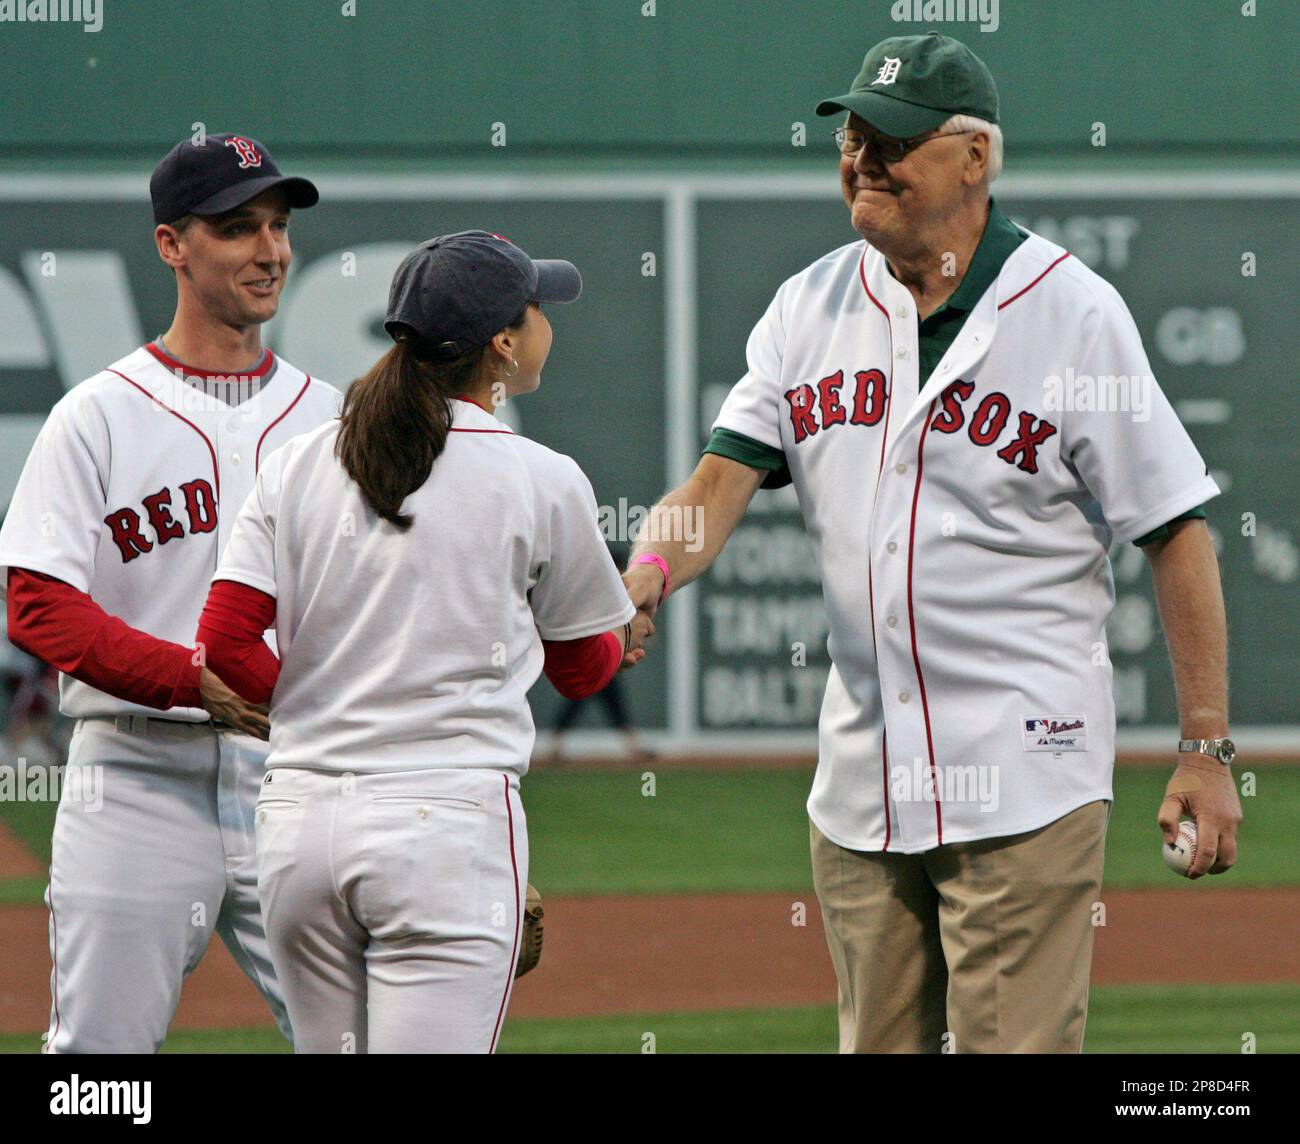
[225,136,262,169]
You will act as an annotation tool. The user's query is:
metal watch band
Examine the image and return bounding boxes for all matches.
[1178,737,1234,764]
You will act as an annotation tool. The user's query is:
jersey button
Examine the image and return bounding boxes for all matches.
[231,452,242,465]
[886,540,898,554]
[418,806,430,821]
[894,462,908,475]
[886,614,898,628]
[896,346,909,359]
[895,305,910,319]
[899,691,911,704]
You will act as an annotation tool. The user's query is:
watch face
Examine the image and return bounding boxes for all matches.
[1218,739,1236,764]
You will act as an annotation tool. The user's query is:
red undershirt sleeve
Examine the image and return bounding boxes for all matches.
[541,630,623,701]
[6,567,203,710]
[195,580,281,705]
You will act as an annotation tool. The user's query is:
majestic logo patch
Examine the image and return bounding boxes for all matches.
[1022,716,1087,752]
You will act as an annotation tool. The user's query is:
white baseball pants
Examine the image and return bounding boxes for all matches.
[45,716,292,1053]
[255,766,529,1054]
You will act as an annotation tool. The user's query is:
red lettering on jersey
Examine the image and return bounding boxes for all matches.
[142,487,185,544]
[850,369,888,427]
[816,371,848,429]
[996,412,1058,474]
[103,508,154,563]
[930,380,975,434]
[968,392,1011,446]
[784,384,818,443]
[180,478,218,534]
[224,136,262,169]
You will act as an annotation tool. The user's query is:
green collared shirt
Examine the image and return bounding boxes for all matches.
[703,199,1201,546]
[912,195,1026,383]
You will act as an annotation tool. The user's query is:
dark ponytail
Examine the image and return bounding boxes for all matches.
[334,309,528,530]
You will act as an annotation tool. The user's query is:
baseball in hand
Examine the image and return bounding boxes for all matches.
[1162,820,1198,877]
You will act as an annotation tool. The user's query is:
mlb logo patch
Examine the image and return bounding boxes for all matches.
[1022,716,1087,752]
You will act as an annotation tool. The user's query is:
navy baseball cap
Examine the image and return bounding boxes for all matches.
[384,230,582,358]
[150,132,319,225]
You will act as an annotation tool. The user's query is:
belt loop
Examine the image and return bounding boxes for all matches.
[113,714,129,735]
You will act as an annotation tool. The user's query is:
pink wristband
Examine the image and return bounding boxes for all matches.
[631,553,670,605]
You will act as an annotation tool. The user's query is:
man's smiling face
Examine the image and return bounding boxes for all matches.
[171,187,294,328]
[839,112,981,248]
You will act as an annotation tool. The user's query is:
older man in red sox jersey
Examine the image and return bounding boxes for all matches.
[626,34,1243,1052]
[0,133,341,1053]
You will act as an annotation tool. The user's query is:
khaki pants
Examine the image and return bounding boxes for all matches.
[810,800,1109,1054]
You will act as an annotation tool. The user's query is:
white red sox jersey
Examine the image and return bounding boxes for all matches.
[0,343,341,720]
[213,399,636,774]
[713,229,1219,853]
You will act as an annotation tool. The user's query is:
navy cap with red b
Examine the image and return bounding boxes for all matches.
[149,132,319,225]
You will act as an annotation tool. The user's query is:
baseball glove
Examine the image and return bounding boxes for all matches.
[515,883,544,978]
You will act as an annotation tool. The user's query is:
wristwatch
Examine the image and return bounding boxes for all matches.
[1178,737,1236,765]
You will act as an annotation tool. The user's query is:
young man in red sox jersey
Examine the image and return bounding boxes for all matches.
[626,34,1243,1052]
[0,133,342,1053]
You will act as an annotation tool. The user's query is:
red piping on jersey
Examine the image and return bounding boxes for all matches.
[998,252,1072,311]
[47,881,62,1050]
[255,374,312,471]
[145,341,274,379]
[858,252,896,479]
[906,399,943,843]
[454,396,492,414]
[489,775,522,1054]
[866,542,892,851]
[449,428,514,435]
[860,249,897,849]
[107,369,221,501]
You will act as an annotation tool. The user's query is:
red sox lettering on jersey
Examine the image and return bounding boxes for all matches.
[713,230,1218,854]
[103,478,219,562]
[784,371,1059,475]
[0,342,342,721]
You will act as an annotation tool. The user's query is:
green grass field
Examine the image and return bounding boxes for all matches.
[1,765,1295,904]
[520,764,1298,893]
[1,985,1295,1054]
[1,763,1293,1054]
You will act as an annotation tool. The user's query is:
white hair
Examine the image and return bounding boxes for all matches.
[941,113,1003,183]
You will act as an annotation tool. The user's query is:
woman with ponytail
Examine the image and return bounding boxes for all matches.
[194,231,648,1053]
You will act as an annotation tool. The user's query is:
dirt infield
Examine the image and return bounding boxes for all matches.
[0,888,1296,1034]
[0,824,42,878]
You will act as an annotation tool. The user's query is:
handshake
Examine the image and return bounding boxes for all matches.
[614,554,669,673]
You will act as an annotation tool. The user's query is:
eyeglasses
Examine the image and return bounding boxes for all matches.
[833,126,974,164]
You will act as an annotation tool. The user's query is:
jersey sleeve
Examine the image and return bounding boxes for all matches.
[213,447,285,598]
[528,459,636,641]
[702,427,793,490]
[711,285,790,454]
[1059,291,1221,546]
[1132,503,1207,547]
[0,393,109,598]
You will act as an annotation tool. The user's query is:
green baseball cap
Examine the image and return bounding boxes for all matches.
[816,31,999,138]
